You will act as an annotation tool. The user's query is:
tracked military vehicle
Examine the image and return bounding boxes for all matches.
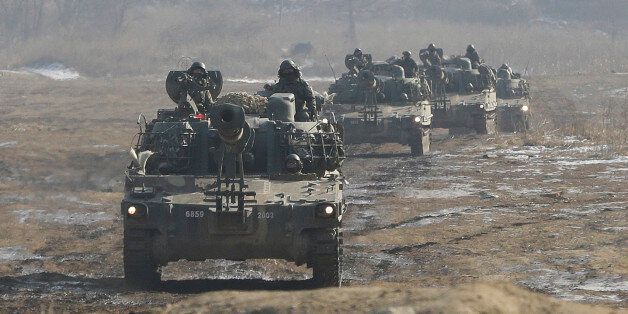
[122,72,346,289]
[328,62,433,155]
[423,52,498,135]
[495,67,531,133]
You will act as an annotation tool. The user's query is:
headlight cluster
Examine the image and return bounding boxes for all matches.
[126,203,147,218]
[521,105,529,112]
[414,116,422,123]
[479,104,485,109]
[316,203,336,218]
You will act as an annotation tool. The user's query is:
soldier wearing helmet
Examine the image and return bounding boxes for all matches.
[267,60,316,121]
[465,44,482,69]
[345,48,370,75]
[394,51,419,78]
[177,61,215,114]
[419,43,442,67]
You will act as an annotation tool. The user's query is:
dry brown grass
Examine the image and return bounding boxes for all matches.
[521,75,628,153]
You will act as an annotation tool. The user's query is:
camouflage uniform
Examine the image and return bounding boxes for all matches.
[178,62,214,114]
[345,48,369,75]
[497,63,514,79]
[465,45,481,69]
[269,60,316,121]
[419,44,441,67]
[394,51,419,78]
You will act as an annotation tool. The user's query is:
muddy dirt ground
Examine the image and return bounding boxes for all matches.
[0,72,626,312]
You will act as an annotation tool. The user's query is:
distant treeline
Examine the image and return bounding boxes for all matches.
[0,0,626,77]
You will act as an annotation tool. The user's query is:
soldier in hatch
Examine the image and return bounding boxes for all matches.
[465,45,482,69]
[394,51,419,78]
[177,61,215,115]
[345,48,369,75]
[497,63,515,79]
[265,60,316,122]
[419,43,442,67]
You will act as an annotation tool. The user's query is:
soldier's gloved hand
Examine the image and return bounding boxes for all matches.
[264,83,272,91]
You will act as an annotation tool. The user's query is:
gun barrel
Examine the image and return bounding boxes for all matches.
[210,103,247,145]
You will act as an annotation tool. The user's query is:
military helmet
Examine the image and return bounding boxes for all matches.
[354,48,363,57]
[428,43,436,51]
[280,59,299,71]
[278,59,301,78]
[467,44,475,52]
[402,50,411,57]
[189,61,206,72]
[500,63,509,69]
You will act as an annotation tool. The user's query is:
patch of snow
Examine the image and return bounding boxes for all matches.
[556,155,628,167]
[398,183,480,199]
[577,278,628,293]
[13,209,113,225]
[20,63,80,80]
[606,87,628,98]
[0,141,18,148]
[0,246,42,261]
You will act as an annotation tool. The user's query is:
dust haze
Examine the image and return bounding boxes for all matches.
[1,0,627,77]
[0,0,627,313]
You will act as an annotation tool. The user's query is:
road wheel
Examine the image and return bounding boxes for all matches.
[123,229,160,289]
[312,228,342,287]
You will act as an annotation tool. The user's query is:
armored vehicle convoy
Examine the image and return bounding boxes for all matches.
[122,74,346,289]
[423,53,498,135]
[495,67,531,133]
[328,62,433,155]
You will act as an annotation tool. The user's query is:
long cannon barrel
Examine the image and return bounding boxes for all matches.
[209,103,247,146]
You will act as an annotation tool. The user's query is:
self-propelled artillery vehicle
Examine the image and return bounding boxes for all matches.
[422,50,498,135]
[328,62,433,155]
[495,67,531,132]
[122,74,346,288]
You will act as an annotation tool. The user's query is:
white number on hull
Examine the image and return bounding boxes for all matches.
[185,210,205,218]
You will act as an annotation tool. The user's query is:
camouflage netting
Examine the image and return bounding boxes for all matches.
[215,92,267,114]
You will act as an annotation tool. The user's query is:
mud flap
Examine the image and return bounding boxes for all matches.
[474,112,497,135]
[410,128,431,156]
[497,109,529,133]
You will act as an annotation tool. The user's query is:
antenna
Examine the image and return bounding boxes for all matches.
[325,54,337,81]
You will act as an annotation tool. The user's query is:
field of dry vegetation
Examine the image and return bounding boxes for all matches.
[1,0,627,78]
[0,1,626,312]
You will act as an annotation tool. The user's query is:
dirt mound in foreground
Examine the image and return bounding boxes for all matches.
[163,282,617,314]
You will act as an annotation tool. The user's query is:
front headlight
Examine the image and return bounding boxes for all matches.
[414,116,422,123]
[321,118,329,124]
[316,203,336,218]
[479,104,485,109]
[126,203,147,218]
[521,105,529,112]
[285,154,303,174]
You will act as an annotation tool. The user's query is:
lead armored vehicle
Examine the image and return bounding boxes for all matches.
[423,52,498,134]
[122,73,346,288]
[328,62,433,155]
[495,67,531,132]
